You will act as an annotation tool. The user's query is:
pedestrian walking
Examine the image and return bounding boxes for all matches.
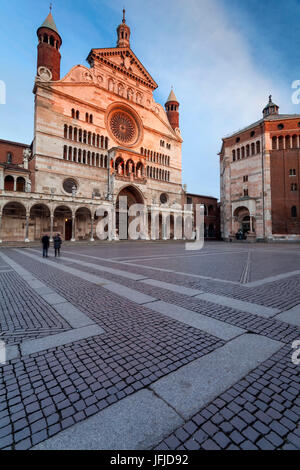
[53,233,62,257]
[41,233,50,258]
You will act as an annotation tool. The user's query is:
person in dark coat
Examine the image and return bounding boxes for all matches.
[53,233,62,257]
[41,234,50,258]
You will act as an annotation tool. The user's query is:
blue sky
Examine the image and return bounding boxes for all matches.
[0,0,299,198]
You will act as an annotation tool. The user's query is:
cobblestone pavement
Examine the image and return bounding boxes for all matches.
[0,242,299,450]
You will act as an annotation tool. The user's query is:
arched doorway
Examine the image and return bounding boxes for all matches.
[116,185,145,239]
[233,206,253,236]
[54,206,73,241]
[30,204,51,241]
[2,202,26,241]
[75,207,92,241]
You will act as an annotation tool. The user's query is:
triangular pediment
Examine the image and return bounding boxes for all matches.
[87,47,158,90]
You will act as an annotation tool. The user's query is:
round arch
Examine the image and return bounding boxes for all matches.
[116,185,145,239]
[30,204,51,241]
[53,205,73,241]
[2,202,27,242]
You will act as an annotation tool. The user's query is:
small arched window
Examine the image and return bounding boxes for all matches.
[90,114,93,124]
[76,110,80,120]
[71,109,75,119]
[291,206,297,217]
[7,152,12,164]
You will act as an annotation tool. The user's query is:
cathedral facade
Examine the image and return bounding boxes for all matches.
[220,97,300,241]
[0,10,187,243]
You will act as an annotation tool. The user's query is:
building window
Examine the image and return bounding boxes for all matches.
[289,169,296,176]
[160,193,168,204]
[187,197,193,205]
[250,131,255,137]
[243,189,249,197]
[76,110,80,120]
[236,137,240,143]
[243,175,248,182]
[291,183,298,191]
[277,123,284,130]
[63,178,78,194]
[232,150,236,161]
[6,152,12,164]
[291,206,297,217]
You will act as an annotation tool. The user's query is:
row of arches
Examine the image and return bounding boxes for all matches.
[38,33,59,50]
[4,176,27,192]
[64,125,109,149]
[147,166,170,182]
[140,147,170,166]
[0,202,98,243]
[108,79,143,105]
[272,134,300,150]
[63,146,108,168]
[115,158,144,178]
[233,141,261,161]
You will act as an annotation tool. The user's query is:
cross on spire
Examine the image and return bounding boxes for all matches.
[123,8,126,23]
[50,3,53,13]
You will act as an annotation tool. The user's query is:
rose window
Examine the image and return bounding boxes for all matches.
[110,111,137,145]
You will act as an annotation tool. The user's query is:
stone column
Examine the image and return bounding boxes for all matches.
[0,213,2,243]
[0,171,4,191]
[25,213,30,243]
[13,177,16,192]
[151,209,158,241]
[50,214,54,242]
[90,216,95,242]
[71,215,76,242]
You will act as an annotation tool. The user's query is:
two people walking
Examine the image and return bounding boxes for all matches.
[41,233,62,258]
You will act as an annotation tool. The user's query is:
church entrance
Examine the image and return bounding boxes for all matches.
[233,206,255,237]
[65,219,72,241]
[116,185,145,240]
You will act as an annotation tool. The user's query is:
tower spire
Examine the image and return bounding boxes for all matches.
[165,88,180,130]
[117,9,131,48]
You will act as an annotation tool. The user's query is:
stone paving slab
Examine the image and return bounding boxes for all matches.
[40,293,68,306]
[32,389,184,450]
[275,306,300,327]
[195,293,280,318]
[147,301,245,340]
[20,325,105,357]
[142,279,203,296]
[151,334,284,420]
[54,303,95,328]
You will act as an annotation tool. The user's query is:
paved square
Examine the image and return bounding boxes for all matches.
[0,241,299,450]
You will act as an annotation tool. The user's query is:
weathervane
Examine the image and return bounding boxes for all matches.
[50,2,53,13]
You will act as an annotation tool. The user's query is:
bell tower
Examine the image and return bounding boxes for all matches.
[36,7,62,81]
[117,9,131,48]
[165,88,180,130]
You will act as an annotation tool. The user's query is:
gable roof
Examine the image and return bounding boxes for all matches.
[86,47,158,90]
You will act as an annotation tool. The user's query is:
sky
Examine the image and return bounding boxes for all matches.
[0,0,300,198]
